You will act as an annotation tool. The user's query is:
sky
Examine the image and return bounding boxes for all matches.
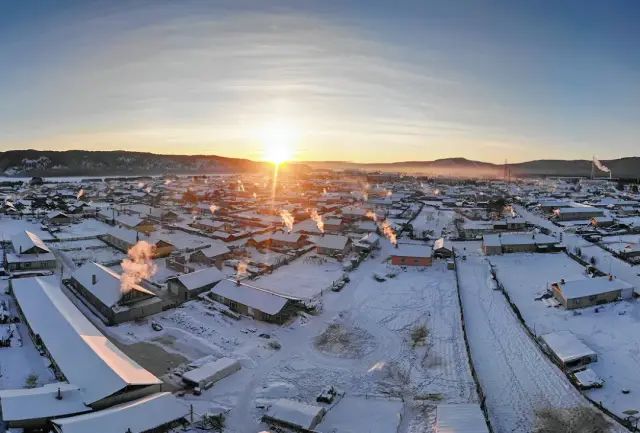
[1,0,639,163]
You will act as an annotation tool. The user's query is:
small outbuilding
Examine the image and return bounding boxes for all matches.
[263,399,326,432]
[390,243,433,266]
[182,357,241,389]
[539,330,597,371]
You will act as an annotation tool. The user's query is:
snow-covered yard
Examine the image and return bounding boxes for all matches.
[107,243,477,432]
[454,244,626,433]
[491,252,640,419]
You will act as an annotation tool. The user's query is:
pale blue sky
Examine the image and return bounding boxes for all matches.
[1,0,639,162]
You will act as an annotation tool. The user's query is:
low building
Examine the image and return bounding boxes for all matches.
[313,234,352,257]
[553,207,604,221]
[189,243,231,269]
[539,330,597,371]
[182,357,241,388]
[50,392,187,433]
[210,279,298,324]
[435,404,490,433]
[0,383,90,429]
[482,232,560,255]
[167,267,225,302]
[46,211,72,225]
[390,243,433,266]
[12,276,162,411]
[70,262,162,325]
[551,276,633,310]
[6,230,57,272]
[263,399,326,432]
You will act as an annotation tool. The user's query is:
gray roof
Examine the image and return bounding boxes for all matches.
[211,279,289,316]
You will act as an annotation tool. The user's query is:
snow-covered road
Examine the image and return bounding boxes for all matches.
[455,250,627,432]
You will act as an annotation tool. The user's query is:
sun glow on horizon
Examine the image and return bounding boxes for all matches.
[260,121,298,164]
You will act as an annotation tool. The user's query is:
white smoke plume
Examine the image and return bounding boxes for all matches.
[137,181,145,189]
[380,220,397,246]
[209,204,219,215]
[120,240,157,295]
[309,208,324,233]
[76,188,84,200]
[164,179,172,185]
[236,260,248,280]
[237,180,245,192]
[322,188,327,195]
[593,156,610,173]
[145,186,152,194]
[279,209,294,232]
[253,192,257,199]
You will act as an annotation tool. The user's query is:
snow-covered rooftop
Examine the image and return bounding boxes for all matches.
[51,392,187,433]
[173,267,225,291]
[12,276,161,405]
[264,398,326,431]
[211,279,290,315]
[555,276,633,299]
[12,230,51,254]
[71,261,156,308]
[540,330,597,363]
[0,382,90,423]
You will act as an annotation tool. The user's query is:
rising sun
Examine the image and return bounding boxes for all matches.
[261,121,298,164]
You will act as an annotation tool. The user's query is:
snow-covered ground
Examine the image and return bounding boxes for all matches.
[454,243,626,433]
[108,241,477,432]
[0,279,56,391]
[491,252,640,419]
[411,205,455,239]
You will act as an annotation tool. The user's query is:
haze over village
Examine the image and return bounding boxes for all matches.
[2,1,640,433]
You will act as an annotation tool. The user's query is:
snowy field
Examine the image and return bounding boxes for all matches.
[108,243,477,432]
[491,252,640,419]
[454,244,626,433]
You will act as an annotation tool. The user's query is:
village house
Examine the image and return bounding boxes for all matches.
[69,262,162,325]
[313,234,352,257]
[189,242,231,269]
[46,210,72,225]
[551,275,633,310]
[167,267,226,302]
[553,206,605,221]
[482,232,561,255]
[248,231,308,250]
[390,243,433,266]
[114,213,155,233]
[209,279,299,324]
[6,230,57,272]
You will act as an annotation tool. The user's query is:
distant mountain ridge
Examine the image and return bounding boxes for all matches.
[304,157,640,178]
[0,150,638,178]
[0,150,268,177]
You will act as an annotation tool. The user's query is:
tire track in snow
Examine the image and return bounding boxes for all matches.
[456,254,626,433]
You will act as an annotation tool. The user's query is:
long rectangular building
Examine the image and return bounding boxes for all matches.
[11,276,162,409]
